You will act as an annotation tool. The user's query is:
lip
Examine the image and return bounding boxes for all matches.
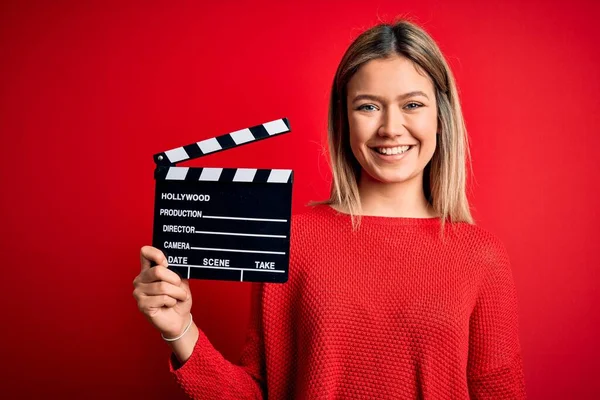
[371,144,418,148]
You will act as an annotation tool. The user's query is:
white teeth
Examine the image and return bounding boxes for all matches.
[376,145,411,155]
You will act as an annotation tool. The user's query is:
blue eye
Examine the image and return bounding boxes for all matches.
[357,104,378,112]
[404,102,422,110]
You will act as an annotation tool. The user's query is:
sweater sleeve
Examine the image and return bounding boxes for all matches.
[169,283,266,399]
[467,236,527,399]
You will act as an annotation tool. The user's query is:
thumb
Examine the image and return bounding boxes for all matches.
[140,246,168,271]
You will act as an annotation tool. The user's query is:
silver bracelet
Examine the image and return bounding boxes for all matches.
[161,313,193,342]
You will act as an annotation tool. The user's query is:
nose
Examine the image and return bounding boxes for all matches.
[377,107,406,138]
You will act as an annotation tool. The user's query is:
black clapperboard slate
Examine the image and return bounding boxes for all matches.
[152,118,292,283]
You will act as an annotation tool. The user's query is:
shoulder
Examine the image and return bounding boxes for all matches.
[288,203,350,256]
[448,222,511,268]
[290,203,335,237]
[286,204,337,269]
[456,225,520,303]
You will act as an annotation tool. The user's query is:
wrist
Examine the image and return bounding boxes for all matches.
[168,322,199,365]
[162,313,193,342]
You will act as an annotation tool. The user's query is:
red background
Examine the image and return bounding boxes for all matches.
[1,1,599,398]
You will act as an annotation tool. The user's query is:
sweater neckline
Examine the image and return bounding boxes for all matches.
[320,204,442,226]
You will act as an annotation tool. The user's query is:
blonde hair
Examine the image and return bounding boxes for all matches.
[316,19,473,229]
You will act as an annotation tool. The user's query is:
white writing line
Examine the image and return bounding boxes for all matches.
[202,215,287,222]
[169,263,285,273]
[195,230,286,238]
[190,246,286,255]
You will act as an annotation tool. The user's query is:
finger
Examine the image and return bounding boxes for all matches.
[141,281,188,302]
[138,294,178,312]
[139,265,182,286]
[140,246,168,271]
[181,279,191,301]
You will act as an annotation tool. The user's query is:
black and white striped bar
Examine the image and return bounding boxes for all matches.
[153,118,291,166]
[154,166,292,184]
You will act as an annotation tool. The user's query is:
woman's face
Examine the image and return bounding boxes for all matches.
[346,55,438,185]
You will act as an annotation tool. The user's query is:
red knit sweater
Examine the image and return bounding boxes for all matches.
[170,205,527,399]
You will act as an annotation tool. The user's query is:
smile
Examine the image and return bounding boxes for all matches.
[372,145,414,155]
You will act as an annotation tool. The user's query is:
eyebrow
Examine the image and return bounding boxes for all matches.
[351,91,430,103]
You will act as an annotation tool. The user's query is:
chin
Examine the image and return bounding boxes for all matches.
[364,169,419,184]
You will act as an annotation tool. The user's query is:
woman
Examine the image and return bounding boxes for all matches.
[133,20,527,399]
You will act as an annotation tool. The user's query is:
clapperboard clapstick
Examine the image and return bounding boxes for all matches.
[152,118,293,283]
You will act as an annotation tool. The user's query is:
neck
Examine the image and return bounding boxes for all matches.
[357,172,438,218]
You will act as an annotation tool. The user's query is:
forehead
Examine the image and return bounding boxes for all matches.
[347,55,434,96]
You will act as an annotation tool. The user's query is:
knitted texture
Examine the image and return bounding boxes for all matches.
[170,204,527,399]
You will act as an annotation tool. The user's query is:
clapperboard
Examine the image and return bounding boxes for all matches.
[152,118,293,283]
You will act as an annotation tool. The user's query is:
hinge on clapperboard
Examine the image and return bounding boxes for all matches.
[152,118,293,284]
